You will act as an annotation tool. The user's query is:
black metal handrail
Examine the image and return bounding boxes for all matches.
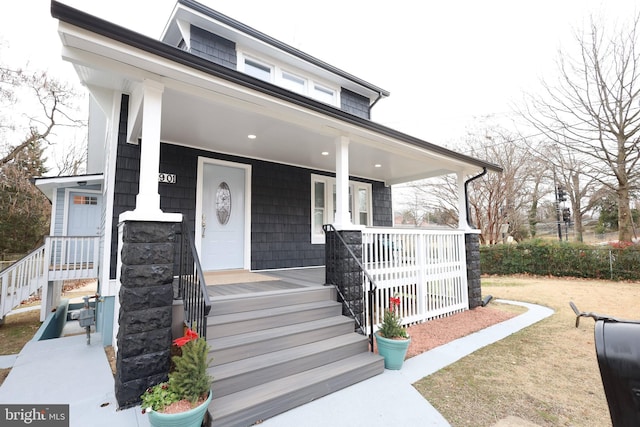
[323,224,378,352]
[177,220,211,339]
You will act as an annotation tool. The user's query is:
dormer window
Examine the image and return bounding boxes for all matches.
[281,71,306,93]
[243,57,272,82]
[312,84,335,105]
[238,51,338,107]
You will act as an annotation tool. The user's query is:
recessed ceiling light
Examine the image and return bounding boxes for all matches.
[374,164,382,168]
[247,134,257,139]
[321,151,329,156]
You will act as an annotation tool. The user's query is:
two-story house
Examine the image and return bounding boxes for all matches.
[7,1,502,425]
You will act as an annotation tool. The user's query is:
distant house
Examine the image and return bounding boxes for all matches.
[2,0,502,423]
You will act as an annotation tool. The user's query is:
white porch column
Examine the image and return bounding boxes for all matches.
[457,172,472,230]
[333,135,353,229]
[120,79,181,222]
[135,80,162,215]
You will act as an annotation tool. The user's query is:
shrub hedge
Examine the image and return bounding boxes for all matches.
[480,239,640,281]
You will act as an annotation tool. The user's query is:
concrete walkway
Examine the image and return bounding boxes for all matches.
[0,300,553,427]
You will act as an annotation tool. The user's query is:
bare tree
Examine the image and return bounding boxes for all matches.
[53,134,87,176]
[543,143,603,242]
[396,188,428,227]
[0,66,85,168]
[521,15,640,242]
[0,61,86,254]
[413,125,539,244]
[466,125,544,244]
[394,178,458,228]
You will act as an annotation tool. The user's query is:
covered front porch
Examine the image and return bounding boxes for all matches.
[164,224,477,426]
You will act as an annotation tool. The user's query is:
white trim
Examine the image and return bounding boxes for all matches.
[195,157,252,270]
[130,79,164,217]
[237,48,339,107]
[49,188,58,236]
[334,136,351,229]
[102,92,121,300]
[33,173,104,186]
[238,53,274,83]
[311,174,372,244]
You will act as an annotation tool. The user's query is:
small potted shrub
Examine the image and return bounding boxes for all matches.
[375,295,411,369]
[141,328,213,427]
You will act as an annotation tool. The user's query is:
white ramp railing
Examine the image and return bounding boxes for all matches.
[362,228,468,329]
[0,245,47,320]
[0,236,100,320]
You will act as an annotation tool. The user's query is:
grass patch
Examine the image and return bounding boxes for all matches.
[414,275,638,426]
[0,310,41,355]
[490,301,528,316]
[0,309,41,387]
[0,368,9,385]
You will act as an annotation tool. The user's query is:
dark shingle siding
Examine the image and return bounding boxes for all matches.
[251,162,323,269]
[190,26,237,69]
[159,143,198,230]
[110,94,139,279]
[372,181,392,226]
[109,111,391,273]
[341,88,370,120]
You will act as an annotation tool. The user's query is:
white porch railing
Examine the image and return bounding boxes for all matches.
[362,228,468,330]
[0,236,100,320]
[46,236,99,281]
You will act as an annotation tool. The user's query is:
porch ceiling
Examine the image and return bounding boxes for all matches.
[159,87,458,185]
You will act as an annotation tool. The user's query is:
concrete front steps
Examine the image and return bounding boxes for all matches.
[206,286,384,427]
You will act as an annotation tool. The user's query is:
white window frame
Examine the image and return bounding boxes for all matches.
[311,82,337,105]
[311,174,372,244]
[240,54,274,82]
[237,49,339,107]
[280,70,307,94]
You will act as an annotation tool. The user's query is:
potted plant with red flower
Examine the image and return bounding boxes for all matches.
[141,328,213,427]
[374,295,411,370]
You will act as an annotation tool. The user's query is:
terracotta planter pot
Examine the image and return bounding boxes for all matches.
[375,332,411,370]
[148,390,212,427]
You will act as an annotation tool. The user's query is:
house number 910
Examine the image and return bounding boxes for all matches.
[158,173,176,184]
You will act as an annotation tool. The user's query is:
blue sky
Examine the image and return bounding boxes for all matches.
[2,0,639,149]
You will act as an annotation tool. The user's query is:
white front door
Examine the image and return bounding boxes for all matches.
[199,161,248,270]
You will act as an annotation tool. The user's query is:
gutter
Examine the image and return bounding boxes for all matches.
[368,92,383,117]
[464,167,487,229]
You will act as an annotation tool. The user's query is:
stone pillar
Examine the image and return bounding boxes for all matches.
[465,232,482,309]
[114,221,177,409]
[325,229,364,329]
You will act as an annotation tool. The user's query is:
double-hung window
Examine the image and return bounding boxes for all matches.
[311,174,372,244]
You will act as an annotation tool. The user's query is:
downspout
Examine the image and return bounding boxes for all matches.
[368,92,383,117]
[464,167,487,229]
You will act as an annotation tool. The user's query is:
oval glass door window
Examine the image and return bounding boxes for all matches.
[216,182,232,225]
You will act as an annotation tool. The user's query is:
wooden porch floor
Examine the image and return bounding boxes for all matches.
[205,267,325,297]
